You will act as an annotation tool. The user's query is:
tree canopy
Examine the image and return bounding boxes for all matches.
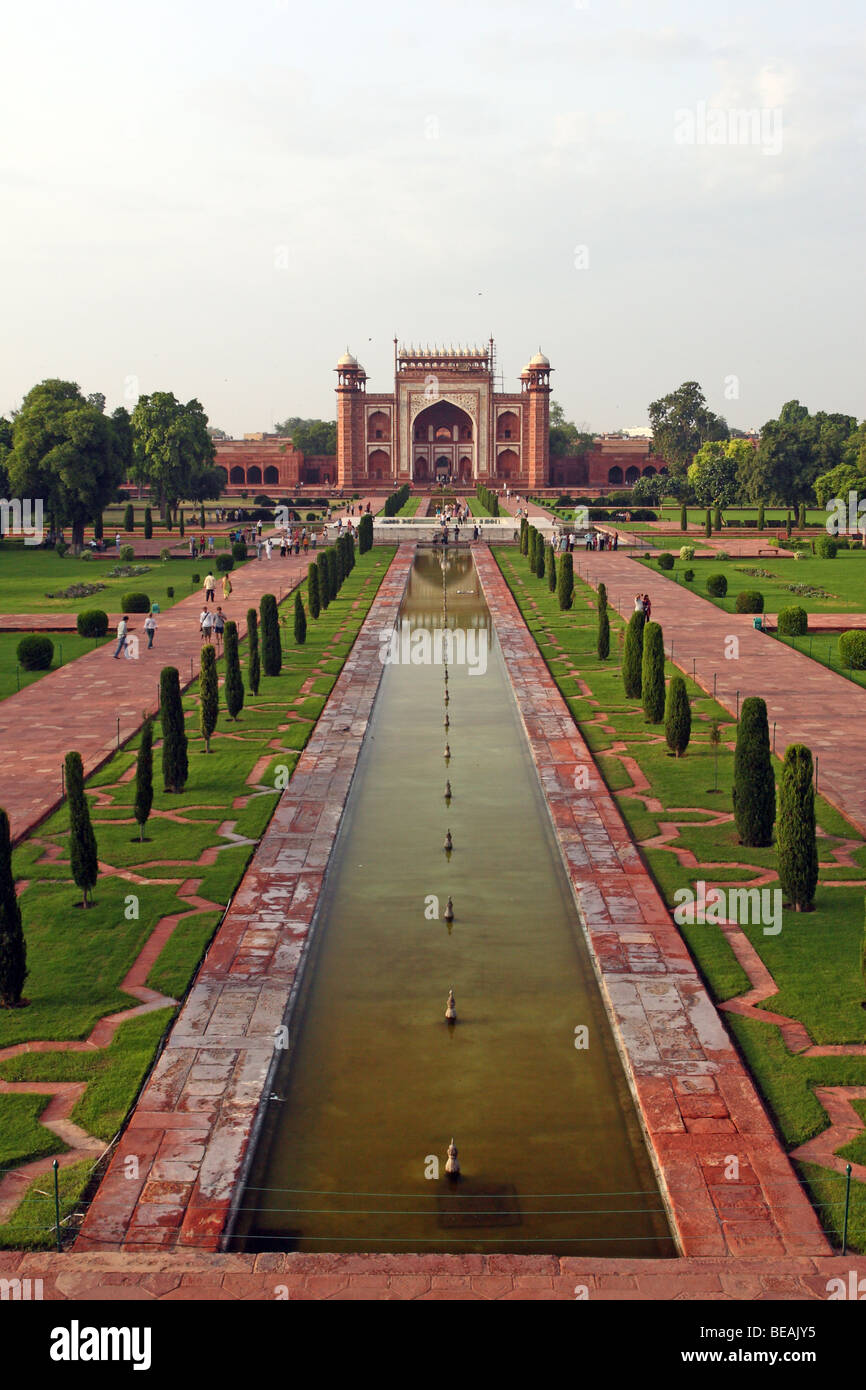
[688,438,754,507]
[549,401,594,458]
[648,381,729,475]
[274,417,337,455]
[741,402,859,505]
[130,392,215,517]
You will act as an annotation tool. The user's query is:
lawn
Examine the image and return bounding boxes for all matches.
[493,542,866,1252]
[0,632,97,701]
[394,494,422,516]
[0,541,248,615]
[0,545,397,1247]
[637,550,866,615]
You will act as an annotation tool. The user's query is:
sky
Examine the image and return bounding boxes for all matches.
[1,0,864,438]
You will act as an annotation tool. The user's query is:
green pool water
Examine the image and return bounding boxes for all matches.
[231,550,674,1255]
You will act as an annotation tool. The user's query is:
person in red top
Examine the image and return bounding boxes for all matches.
[643,593,652,621]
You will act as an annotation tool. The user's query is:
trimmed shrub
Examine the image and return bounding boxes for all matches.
[118,544,135,563]
[224,621,244,720]
[547,546,556,592]
[664,675,691,757]
[536,540,545,581]
[316,553,330,609]
[17,635,54,670]
[120,592,150,612]
[778,606,808,637]
[839,630,866,670]
[160,667,188,792]
[260,594,282,676]
[55,541,68,557]
[733,698,775,846]
[199,644,219,753]
[325,547,338,600]
[680,503,688,532]
[735,591,764,613]
[134,720,153,841]
[597,606,610,661]
[815,534,838,559]
[622,610,645,698]
[679,545,695,561]
[144,507,153,539]
[683,569,695,582]
[294,591,307,645]
[179,510,185,537]
[657,552,674,571]
[66,751,99,907]
[713,504,722,531]
[232,540,248,562]
[757,502,765,531]
[81,550,93,562]
[0,807,27,1006]
[76,610,108,638]
[124,504,134,531]
[167,587,174,598]
[798,502,806,528]
[641,621,665,723]
[160,548,171,562]
[557,551,574,611]
[308,563,321,619]
[246,608,261,695]
[777,745,818,911]
[706,574,727,597]
[216,554,234,572]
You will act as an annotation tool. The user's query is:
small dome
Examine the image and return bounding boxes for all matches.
[529,350,550,367]
[337,349,358,368]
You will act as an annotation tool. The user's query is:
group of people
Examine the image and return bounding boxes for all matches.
[552,529,619,553]
[634,592,653,621]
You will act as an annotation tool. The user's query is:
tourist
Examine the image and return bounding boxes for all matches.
[222,572,232,601]
[311,529,317,550]
[279,534,287,559]
[212,607,225,650]
[643,593,652,621]
[208,534,215,554]
[256,519,263,538]
[204,572,215,603]
[200,607,214,643]
[634,594,645,614]
[143,612,157,649]
[113,614,129,659]
[303,532,309,555]
[613,531,619,551]
[188,537,195,559]
[585,531,593,550]
[115,531,122,551]
[256,539,263,560]
[265,537,272,559]
[473,525,479,542]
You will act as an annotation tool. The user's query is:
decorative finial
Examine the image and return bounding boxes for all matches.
[444,897,454,922]
[444,829,453,852]
[445,988,456,1023]
[444,780,452,799]
[444,742,451,759]
[445,1137,460,1176]
[444,713,449,728]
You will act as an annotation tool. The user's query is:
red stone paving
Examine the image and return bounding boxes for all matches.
[75,544,417,1255]
[567,550,866,838]
[474,549,829,1260]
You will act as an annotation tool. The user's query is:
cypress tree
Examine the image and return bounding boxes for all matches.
[786,509,792,537]
[520,517,528,555]
[536,540,545,581]
[326,547,338,599]
[597,605,610,660]
[861,896,866,1004]
[798,501,806,529]
[179,509,185,537]
[308,563,321,619]
[124,503,134,531]
[777,745,818,911]
[347,533,355,572]
[200,504,206,528]
[680,503,687,532]
[705,509,711,538]
[223,621,244,719]
[547,545,556,592]
[622,610,645,698]
[134,720,153,841]
[260,593,282,676]
[664,675,691,757]
[335,536,346,585]
[144,507,153,540]
[246,608,261,695]
[66,750,98,905]
[598,581,608,613]
[93,514,103,541]
[557,551,574,610]
[713,502,722,531]
[641,621,665,722]
[199,643,219,753]
[317,553,330,609]
[0,807,27,1007]
[294,590,307,644]
[160,667,189,791]
[732,697,775,846]
[757,501,765,531]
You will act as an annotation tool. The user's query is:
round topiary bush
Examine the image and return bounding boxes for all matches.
[735,590,764,613]
[167,586,174,598]
[683,568,695,582]
[81,550,93,562]
[120,592,150,613]
[707,574,727,597]
[160,548,171,562]
[778,606,808,636]
[306,512,317,522]
[76,609,109,638]
[231,541,247,562]
[657,552,675,571]
[216,554,234,572]
[679,545,695,561]
[815,534,838,559]
[17,634,54,670]
[839,630,866,669]
[119,544,135,563]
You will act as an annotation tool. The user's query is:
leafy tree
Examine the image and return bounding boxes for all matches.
[246,608,261,695]
[813,462,865,509]
[134,720,153,841]
[664,675,691,757]
[273,418,337,454]
[732,698,775,846]
[557,551,574,610]
[224,622,244,719]
[623,610,645,698]
[7,380,125,552]
[641,621,665,722]
[65,751,98,905]
[631,473,667,505]
[199,644,219,753]
[777,745,818,911]
[160,667,189,791]
[308,562,321,619]
[294,591,307,644]
[687,441,743,507]
[648,381,728,476]
[742,403,858,506]
[0,807,27,1007]
[260,594,282,675]
[131,392,215,520]
[549,401,593,458]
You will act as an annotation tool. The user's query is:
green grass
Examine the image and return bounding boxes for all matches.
[493,543,866,1250]
[0,1094,67,1168]
[0,1157,94,1250]
[395,495,422,516]
[0,632,97,701]
[636,550,866,615]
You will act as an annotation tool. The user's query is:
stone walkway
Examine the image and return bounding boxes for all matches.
[569,551,866,837]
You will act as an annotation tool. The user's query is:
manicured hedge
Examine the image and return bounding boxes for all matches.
[778,606,808,636]
[120,592,151,613]
[657,552,674,570]
[839,630,866,669]
[76,609,109,638]
[231,541,248,561]
[815,534,838,559]
[706,574,727,597]
[17,634,54,670]
[216,555,234,572]
[735,590,764,613]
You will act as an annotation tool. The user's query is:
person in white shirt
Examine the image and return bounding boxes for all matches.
[200,608,213,643]
[113,616,129,659]
[143,614,157,649]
